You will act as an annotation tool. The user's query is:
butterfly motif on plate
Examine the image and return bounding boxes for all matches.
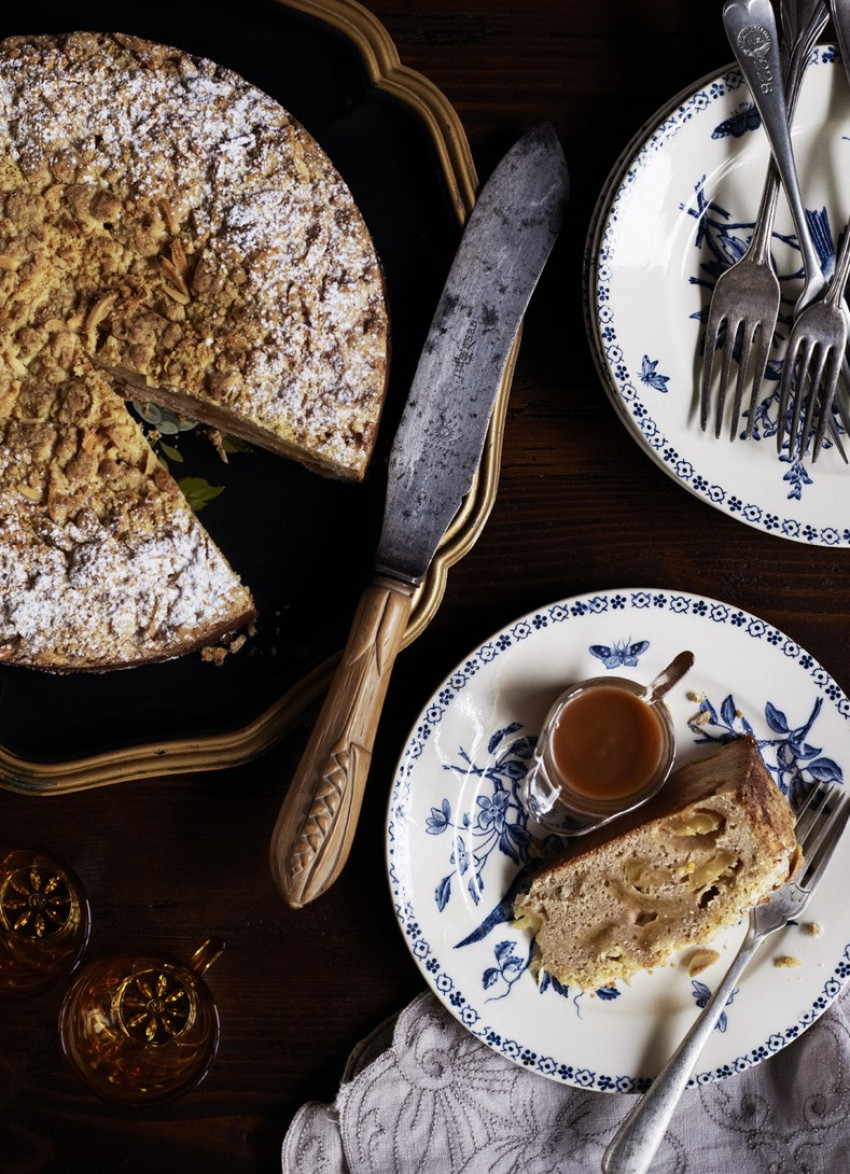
[589,638,650,670]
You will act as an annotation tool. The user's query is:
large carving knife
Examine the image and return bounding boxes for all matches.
[269,122,569,907]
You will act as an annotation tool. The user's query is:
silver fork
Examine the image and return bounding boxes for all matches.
[776,210,850,458]
[723,0,850,460]
[700,0,828,442]
[602,780,850,1174]
[777,0,850,459]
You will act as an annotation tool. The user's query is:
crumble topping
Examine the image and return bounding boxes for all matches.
[0,31,388,478]
[0,31,389,670]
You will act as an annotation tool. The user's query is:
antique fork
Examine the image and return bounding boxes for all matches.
[723,0,850,460]
[602,780,850,1174]
[777,0,850,458]
[700,0,828,442]
[777,206,850,457]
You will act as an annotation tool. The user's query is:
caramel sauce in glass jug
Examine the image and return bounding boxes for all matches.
[549,683,667,802]
[520,651,693,836]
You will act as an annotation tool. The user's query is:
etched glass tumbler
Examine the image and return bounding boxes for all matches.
[0,844,90,997]
[58,936,224,1105]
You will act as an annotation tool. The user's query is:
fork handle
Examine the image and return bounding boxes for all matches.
[738,1,828,265]
[827,0,850,307]
[601,930,758,1174]
[723,0,822,285]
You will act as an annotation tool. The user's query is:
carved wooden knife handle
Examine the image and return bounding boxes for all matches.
[269,575,415,908]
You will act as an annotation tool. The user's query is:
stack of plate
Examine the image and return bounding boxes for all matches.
[584,48,850,547]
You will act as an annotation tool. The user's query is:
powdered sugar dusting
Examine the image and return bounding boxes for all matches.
[0,494,250,669]
[0,30,390,670]
[0,31,389,479]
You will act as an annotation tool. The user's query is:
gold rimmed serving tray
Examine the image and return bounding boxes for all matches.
[0,0,516,793]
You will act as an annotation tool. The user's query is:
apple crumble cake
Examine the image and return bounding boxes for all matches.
[0,31,389,670]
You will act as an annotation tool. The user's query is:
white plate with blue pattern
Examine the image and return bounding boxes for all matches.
[386,588,850,1091]
[585,48,850,547]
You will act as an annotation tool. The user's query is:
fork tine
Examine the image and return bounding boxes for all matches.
[777,335,802,454]
[796,788,850,893]
[810,351,843,462]
[777,344,848,462]
[787,339,820,457]
[811,339,850,464]
[714,321,741,439]
[794,781,832,841]
[795,345,828,458]
[699,309,724,433]
[729,322,758,441]
[743,323,773,439]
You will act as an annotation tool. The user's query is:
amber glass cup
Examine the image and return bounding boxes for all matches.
[520,676,677,836]
[0,844,90,997]
[58,936,223,1106]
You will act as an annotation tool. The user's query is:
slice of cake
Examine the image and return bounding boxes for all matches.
[513,736,800,991]
[0,31,390,670]
[0,363,255,670]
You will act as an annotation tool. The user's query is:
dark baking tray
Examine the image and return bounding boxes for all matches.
[0,0,501,791]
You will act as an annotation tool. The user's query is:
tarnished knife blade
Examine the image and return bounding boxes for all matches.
[377,121,569,583]
[270,123,569,908]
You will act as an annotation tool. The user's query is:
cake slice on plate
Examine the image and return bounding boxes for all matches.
[514,736,801,990]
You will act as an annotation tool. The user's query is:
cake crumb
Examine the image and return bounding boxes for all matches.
[685,948,720,977]
[774,955,802,969]
[803,922,824,938]
[200,632,248,665]
[205,428,230,464]
[200,645,228,666]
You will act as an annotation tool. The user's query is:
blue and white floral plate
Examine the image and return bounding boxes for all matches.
[585,48,850,547]
[386,588,850,1092]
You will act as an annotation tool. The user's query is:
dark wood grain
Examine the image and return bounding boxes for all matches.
[5,2,842,1171]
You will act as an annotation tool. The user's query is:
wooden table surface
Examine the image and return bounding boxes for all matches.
[4,1,848,1170]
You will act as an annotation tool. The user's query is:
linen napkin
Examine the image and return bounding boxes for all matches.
[281,985,850,1173]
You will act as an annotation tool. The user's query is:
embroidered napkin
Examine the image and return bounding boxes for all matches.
[281,985,850,1173]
